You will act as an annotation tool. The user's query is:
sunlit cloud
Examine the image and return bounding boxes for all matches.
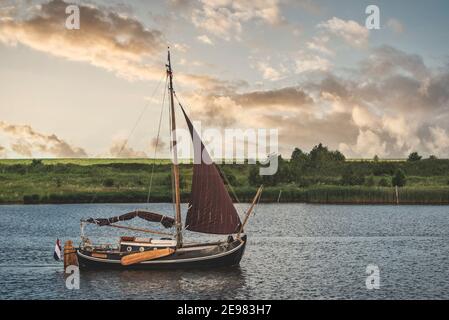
[318,17,369,48]
[0,121,87,158]
[191,0,283,41]
[0,0,165,81]
[197,34,214,45]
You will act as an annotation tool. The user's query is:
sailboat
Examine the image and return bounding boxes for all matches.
[74,49,263,270]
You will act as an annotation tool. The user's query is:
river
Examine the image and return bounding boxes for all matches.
[1,203,448,299]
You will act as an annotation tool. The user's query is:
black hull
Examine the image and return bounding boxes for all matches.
[77,235,247,270]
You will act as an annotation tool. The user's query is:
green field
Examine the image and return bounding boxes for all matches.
[1,150,449,204]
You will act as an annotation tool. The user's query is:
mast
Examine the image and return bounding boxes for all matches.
[167,47,183,248]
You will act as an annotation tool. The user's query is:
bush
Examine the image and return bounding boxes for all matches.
[365,175,375,187]
[219,166,237,186]
[407,152,422,162]
[378,178,390,187]
[163,174,186,188]
[103,178,114,187]
[23,194,40,204]
[392,169,406,187]
[31,159,43,167]
[248,165,262,186]
[341,168,365,186]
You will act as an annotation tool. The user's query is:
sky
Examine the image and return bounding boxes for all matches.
[1,0,449,159]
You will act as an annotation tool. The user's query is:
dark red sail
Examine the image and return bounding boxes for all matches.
[179,105,241,235]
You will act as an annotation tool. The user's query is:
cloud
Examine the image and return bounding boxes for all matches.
[173,42,189,52]
[0,0,166,81]
[1,2,448,159]
[234,87,312,108]
[340,130,387,158]
[181,85,313,133]
[425,127,449,156]
[191,0,283,41]
[0,0,232,91]
[361,45,429,80]
[318,17,369,47]
[295,51,331,73]
[0,121,87,158]
[306,35,334,56]
[177,73,247,93]
[197,34,214,45]
[0,144,7,157]
[351,105,379,128]
[150,137,166,150]
[184,93,241,128]
[387,18,404,34]
[255,61,283,81]
[292,0,322,15]
[108,139,147,158]
[186,43,449,158]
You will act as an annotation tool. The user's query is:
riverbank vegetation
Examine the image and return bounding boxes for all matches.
[1,144,449,204]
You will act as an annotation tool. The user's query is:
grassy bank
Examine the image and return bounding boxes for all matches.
[1,158,449,205]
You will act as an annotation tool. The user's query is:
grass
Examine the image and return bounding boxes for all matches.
[0,159,449,204]
[0,158,174,166]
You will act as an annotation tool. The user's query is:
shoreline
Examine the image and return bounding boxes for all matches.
[2,202,449,205]
[3,186,449,206]
[1,198,448,206]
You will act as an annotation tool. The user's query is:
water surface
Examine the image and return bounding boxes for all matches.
[1,203,449,299]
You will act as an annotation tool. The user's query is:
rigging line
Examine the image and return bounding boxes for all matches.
[217,164,241,204]
[89,72,166,204]
[117,72,166,158]
[173,91,241,204]
[147,75,168,203]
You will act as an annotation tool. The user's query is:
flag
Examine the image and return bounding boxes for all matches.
[54,239,62,261]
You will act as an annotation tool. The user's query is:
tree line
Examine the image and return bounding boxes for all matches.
[247,143,447,188]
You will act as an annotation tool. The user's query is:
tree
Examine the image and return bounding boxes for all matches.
[373,155,379,162]
[428,155,438,160]
[261,155,291,186]
[341,167,365,186]
[378,177,390,187]
[365,175,375,187]
[31,159,43,167]
[103,178,114,187]
[309,143,345,168]
[220,166,237,186]
[392,169,406,187]
[330,150,346,162]
[291,148,306,162]
[248,165,262,186]
[407,152,422,162]
[290,148,309,183]
[164,174,185,188]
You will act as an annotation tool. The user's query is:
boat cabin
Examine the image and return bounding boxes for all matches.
[119,236,176,253]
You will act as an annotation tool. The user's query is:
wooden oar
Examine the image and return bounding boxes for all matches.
[121,248,175,266]
[237,185,263,239]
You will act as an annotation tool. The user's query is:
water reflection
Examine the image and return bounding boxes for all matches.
[80,267,246,299]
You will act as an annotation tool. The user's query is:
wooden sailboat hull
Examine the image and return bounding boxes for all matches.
[76,235,247,270]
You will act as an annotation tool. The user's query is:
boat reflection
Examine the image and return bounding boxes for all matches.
[80,267,246,299]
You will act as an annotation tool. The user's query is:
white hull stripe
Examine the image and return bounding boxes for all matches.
[77,240,244,265]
